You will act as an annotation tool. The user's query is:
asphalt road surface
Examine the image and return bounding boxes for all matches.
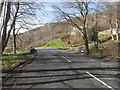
[3,47,119,89]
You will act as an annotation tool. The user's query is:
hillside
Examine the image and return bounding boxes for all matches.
[5,14,120,60]
[7,14,110,50]
[42,32,120,59]
[7,21,72,48]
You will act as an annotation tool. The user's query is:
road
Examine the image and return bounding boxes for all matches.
[3,47,119,89]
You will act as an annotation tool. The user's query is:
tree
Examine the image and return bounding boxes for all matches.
[115,2,120,41]
[53,0,90,55]
[0,2,4,15]
[90,2,101,52]
[101,2,115,40]
[101,2,120,41]
[88,26,99,52]
[0,1,4,54]
[12,2,20,54]
[0,1,43,54]
[1,2,12,54]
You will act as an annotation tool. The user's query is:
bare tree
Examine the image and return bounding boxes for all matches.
[101,2,120,41]
[53,1,90,55]
[1,1,43,54]
[91,3,100,52]
[12,2,20,54]
[100,2,115,40]
[115,2,120,41]
[0,2,4,15]
[1,2,11,54]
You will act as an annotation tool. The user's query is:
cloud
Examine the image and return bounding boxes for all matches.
[45,7,54,12]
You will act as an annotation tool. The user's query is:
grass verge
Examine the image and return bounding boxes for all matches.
[1,52,31,70]
[42,38,67,49]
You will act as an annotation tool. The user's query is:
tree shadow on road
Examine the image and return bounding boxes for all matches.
[2,67,119,73]
[2,67,119,88]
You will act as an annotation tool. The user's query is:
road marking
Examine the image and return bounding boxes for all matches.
[62,56,72,63]
[53,56,56,58]
[86,71,115,90]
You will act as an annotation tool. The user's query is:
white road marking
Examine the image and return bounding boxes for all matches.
[86,71,115,90]
[53,56,56,58]
[62,56,72,63]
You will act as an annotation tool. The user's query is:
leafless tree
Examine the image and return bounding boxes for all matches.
[101,2,120,41]
[0,2,4,15]
[115,2,120,41]
[12,2,20,54]
[90,2,101,52]
[53,0,90,55]
[1,2,12,54]
[100,2,115,40]
[1,1,43,54]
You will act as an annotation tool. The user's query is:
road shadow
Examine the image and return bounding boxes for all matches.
[2,67,119,74]
[2,48,119,89]
[2,67,119,87]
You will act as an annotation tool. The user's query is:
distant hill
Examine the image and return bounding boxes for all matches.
[8,21,74,48]
[7,14,110,49]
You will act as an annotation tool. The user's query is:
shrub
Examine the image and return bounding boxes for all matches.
[88,27,98,41]
[59,34,69,40]
[98,34,111,43]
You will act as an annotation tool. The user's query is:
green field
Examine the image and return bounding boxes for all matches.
[42,38,67,49]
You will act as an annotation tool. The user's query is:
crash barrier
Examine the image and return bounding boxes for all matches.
[69,46,84,54]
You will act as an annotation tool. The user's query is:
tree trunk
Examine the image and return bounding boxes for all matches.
[85,37,89,55]
[109,19,114,40]
[94,20,99,52]
[13,25,16,54]
[116,2,120,41]
[1,2,11,54]
[0,31,2,55]
[93,31,99,52]
[0,2,4,15]
[1,2,19,54]
[116,19,119,41]
[83,33,89,55]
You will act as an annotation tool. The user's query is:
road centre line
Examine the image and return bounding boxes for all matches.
[86,71,115,90]
[53,56,56,58]
[62,56,72,63]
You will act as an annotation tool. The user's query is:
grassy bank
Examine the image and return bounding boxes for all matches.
[42,38,67,49]
[42,33,119,61]
[69,33,119,61]
[1,50,31,70]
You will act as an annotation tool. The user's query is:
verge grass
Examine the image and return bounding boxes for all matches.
[42,38,67,49]
[1,51,31,70]
[98,34,111,43]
